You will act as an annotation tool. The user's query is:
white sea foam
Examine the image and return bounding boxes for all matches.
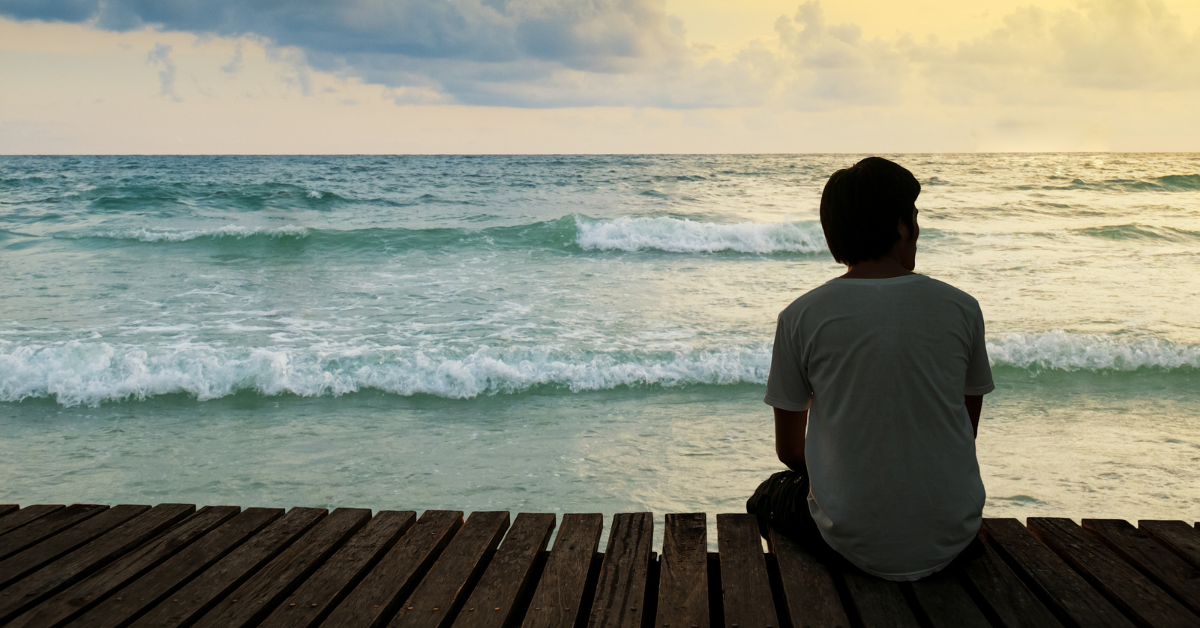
[94,225,309,242]
[5,332,1196,407]
[988,331,1200,371]
[0,341,772,407]
[575,217,826,254]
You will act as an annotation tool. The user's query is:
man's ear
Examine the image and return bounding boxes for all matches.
[897,219,912,242]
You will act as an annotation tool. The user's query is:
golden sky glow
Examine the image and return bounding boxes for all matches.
[1,0,1199,153]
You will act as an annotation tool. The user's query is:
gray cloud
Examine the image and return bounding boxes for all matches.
[2,0,1198,109]
[146,42,180,101]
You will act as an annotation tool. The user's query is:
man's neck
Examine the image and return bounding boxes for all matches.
[841,256,914,279]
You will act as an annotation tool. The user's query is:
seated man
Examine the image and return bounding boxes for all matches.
[748,156,994,581]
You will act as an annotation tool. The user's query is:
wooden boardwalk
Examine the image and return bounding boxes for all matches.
[2,505,1200,627]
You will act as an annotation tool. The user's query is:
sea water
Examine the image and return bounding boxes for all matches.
[2,154,1199,543]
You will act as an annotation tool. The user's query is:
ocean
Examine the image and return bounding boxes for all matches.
[2,153,1199,543]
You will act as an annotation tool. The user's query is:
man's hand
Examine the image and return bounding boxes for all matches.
[774,407,808,472]
[965,395,983,438]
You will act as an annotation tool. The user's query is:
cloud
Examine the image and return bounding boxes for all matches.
[221,40,243,73]
[146,42,180,101]
[1,0,1198,110]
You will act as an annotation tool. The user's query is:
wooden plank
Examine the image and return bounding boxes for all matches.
[389,511,512,628]
[5,505,239,628]
[0,504,108,560]
[320,510,463,628]
[768,529,848,628]
[655,514,708,628]
[1030,517,1200,628]
[1141,520,1200,570]
[0,504,148,591]
[0,505,21,520]
[67,507,284,628]
[193,507,372,628]
[0,503,195,624]
[981,518,1135,628]
[261,510,417,628]
[957,538,1064,628]
[840,571,919,628]
[453,513,556,628]
[521,513,604,628]
[1085,519,1200,616]
[587,512,654,628]
[127,507,327,628]
[717,513,778,628]
[0,505,64,537]
[909,570,989,628]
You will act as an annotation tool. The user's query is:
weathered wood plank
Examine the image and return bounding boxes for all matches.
[1028,517,1200,628]
[768,530,848,628]
[717,513,777,628]
[453,513,556,628]
[0,505,21,521]
[6,505,239,628]
[389,511,511,628]
[957,538,1064,628]
[194,507,372,628]
[261,510,416,628]
[587,512,654,628]
[0,503,195,624]
[320,510,463,628]
[1085,519,1200,617]
[127,507,327,628]
[67,507,284,628]
[1141,520,1200,570]
[0,505,148,591]
[909,570,989,628]
[981,518,1135,628]
[521,513,604,628]
[0,504,108,561]
[0,505,64,538]
[654,513,708,628]
[840,571,919,628]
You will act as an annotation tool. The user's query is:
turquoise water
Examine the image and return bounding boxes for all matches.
[2,154,1199,537]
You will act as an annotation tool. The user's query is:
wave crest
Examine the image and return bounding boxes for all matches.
[92,225,310,242]
[988,331,1200,371]
[575,217,827,254]
[0,341,772,407]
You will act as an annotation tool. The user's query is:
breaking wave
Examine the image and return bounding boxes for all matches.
[3,330,1198,406]
[15,216,830,255]
[0,341,773,407]
[988,331,1200,372]
[575,216,827,254]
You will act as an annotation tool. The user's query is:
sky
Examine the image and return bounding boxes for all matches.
[1,0,1199,154]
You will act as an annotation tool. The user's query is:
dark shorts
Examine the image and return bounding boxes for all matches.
[745,469,841,563]
[746,469,985,575]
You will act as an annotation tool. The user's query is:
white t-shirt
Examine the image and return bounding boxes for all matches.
[764,274,995,581]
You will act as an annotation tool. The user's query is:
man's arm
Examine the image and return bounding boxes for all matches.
[965,394,983,438]
[774,407,808,472]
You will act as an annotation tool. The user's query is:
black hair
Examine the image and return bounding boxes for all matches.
[819,157,921,266]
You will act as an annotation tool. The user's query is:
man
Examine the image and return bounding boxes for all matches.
[748,156,994,581]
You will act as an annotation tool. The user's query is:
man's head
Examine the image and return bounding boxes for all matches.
[820,157,921,267]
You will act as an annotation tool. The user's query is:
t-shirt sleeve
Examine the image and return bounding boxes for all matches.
[964,303,995,395]
[764,311,814,411]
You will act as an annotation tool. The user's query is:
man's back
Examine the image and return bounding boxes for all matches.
[765,274,994,580]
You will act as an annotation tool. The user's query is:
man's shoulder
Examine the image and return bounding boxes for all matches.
[778,280,840,318]
[915,275,982,309]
